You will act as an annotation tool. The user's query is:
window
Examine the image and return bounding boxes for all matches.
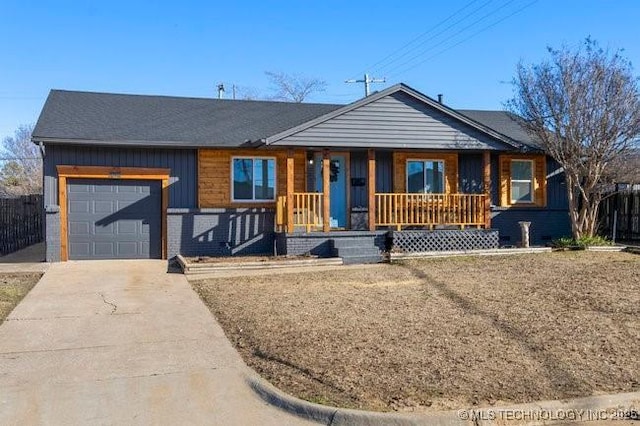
[406,160,445,193]
[511,160,533,203]
[232,157,276,201]
[499,154,546,207]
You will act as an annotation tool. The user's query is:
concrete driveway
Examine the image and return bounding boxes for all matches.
[0,260,315,425]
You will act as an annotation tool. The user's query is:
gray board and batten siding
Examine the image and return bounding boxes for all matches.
[43,145,197,208]
[268,92,515,151]
[43,145,197,261]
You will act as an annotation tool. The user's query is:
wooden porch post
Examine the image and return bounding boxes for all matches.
[368,149,376,231]
[286,149,295,233]
[483,150,492,229]
[322,149,331,232]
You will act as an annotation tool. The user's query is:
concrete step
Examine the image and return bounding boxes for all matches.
[330,237,376,249]
[332,247,381,257]
[341,254,383,265]
[329,236,383,264]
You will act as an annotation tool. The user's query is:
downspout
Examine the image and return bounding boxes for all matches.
[38,141,45,196]
[38,141,46,261]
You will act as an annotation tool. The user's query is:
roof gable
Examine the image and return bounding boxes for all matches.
[265,84,523,151]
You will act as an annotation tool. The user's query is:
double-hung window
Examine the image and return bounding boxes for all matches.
[232,157,276,201]
[406,160,445,193]
[510,160,534,203]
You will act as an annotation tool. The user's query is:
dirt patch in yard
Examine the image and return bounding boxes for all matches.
[0,273,42,323]
[192,252,640,412]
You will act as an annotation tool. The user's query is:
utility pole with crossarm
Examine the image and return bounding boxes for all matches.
[345,73,386,97]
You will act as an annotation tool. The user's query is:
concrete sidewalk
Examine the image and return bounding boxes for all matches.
[0,260,315,425]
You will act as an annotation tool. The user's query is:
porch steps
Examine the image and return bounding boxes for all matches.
[331,237,383,265]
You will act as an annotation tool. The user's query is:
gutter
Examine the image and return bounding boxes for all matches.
[30,137,236,150]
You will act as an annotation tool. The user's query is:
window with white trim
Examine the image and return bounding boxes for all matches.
[232,157,276,201]
[511,160,534,203]
[406,160,445,193]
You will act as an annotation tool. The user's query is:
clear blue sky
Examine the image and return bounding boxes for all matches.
[2,0,639,139]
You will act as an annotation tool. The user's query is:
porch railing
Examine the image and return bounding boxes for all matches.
[276,193,324,233]
[375,193,487,230]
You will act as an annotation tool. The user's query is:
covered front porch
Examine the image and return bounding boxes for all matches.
[275,148,492,234]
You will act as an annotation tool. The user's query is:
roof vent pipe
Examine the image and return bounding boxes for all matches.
[437,94,443,104]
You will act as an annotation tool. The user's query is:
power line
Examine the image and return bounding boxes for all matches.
[371,0,497,77]
[388,0,539,80]
[350,0,483,80]
[380,0,520,77]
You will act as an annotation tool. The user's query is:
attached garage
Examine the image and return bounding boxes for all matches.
[67,179,162,260]
[57,166,170,261]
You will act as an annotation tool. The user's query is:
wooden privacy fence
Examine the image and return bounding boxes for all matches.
[375,193,487,230]
[0,195,43,256]
[600,190,640,241]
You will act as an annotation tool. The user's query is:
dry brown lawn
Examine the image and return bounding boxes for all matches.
[192,251,640,412]
[0,273,41,323]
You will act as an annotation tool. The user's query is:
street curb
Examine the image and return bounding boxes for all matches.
[247,374,472,426]
[247,372,640,425]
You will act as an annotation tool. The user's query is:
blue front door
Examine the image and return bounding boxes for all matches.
[315,154,347,228]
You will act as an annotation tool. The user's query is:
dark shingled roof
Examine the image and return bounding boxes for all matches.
[32,88,540,150]
[32,90,343,147]
[459,109,540,149]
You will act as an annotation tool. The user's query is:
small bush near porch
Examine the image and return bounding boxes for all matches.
[192,252,639,412]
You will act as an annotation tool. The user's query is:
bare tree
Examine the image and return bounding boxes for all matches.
[234,85,262,101]
[265,71,327,103]
[609,147,640,185]
[0,124,42,196]
[508,39,640,239]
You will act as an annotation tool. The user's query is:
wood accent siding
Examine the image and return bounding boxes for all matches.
[198,148,306,208]
[368,149,376,231]
[499,154,547,207]
[272,92,507,150]
[322,150,331,232]
[393,151,458,194]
